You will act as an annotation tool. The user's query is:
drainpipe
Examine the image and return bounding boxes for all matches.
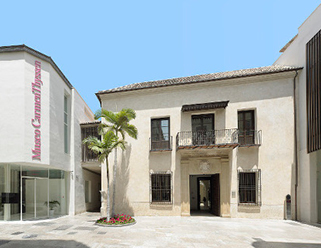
[293,70,299,221]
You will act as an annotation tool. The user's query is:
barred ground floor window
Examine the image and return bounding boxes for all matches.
[150,172,172,203]
[238,169,261,205]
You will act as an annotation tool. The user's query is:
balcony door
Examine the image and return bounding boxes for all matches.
[238,110,255,145]
[192,114,214,145]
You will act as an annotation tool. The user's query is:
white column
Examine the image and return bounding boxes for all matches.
[69,89,76,215]
[221,157,231,218]
[100,161,108,217]
[4,164,10,221]
[229,148,238,217]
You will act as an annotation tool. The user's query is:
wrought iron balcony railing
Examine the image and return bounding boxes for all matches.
[238,130,262,146]
[150,136,173,151]
[176,129,238,147]
[82,145,99,162]
[176,129,262,148]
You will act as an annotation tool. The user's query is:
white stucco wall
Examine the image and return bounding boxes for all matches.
[0,53,28,163]
[73,90,96,214]
[0,49,95,217]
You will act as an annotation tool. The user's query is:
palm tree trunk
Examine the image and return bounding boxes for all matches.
[106,160,110,221]
[111,147,117,216]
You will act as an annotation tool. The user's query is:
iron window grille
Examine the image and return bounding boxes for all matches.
[238,169,261,206]
[81,126,100,162]
[150,171,172,204]
[306,29,321,153]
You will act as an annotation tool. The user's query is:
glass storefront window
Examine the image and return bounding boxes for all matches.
[0,164,68,221]
[49,170,67,217]
[0,165,4,221]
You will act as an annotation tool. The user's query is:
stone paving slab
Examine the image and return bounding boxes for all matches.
[0,213,321,247]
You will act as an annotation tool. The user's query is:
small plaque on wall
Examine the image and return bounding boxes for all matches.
[232,191,236,198]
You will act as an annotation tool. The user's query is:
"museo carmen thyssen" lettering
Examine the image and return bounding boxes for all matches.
[31,61,42,160]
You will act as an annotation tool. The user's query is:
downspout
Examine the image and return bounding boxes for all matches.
[293,70,299,221]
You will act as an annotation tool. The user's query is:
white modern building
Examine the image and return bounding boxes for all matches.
[0,45,100,221]
[274,4,321,224]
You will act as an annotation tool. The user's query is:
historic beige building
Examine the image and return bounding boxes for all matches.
[95,65,301,219]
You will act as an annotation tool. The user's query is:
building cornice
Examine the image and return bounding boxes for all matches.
[0,44,73,89]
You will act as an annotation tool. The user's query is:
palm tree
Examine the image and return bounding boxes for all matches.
[83,130,125,220]
[95,108,138,216]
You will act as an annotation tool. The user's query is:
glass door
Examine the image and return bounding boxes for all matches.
[22,177,48,220]
[22,178,35,220]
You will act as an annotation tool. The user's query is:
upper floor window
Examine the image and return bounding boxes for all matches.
[151,118,171,151]
[238,110,255,145]
[192,114,214,132]
[238,170,261,205]
[64,95,69,153]
[81,125,100,162]
[191,114,215,145]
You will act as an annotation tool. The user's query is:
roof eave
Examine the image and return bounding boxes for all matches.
[96,67,303,96]
[0,44,73,89]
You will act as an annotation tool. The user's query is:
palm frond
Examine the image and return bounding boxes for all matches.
[119,108,136,120]
[101,109,118,125]
[122,124,138,139]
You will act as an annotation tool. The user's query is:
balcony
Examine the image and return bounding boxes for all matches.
[176,129,238,149]
[238,130,262,147]
[82,145,99,162]
[176,129,261,150]
[150,136,173,152]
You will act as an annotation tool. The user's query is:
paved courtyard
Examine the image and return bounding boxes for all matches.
[0,213,321,247]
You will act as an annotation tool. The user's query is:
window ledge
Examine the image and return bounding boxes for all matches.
[150,149,172,152]
[238,203,260,207]
[150,202,172,205]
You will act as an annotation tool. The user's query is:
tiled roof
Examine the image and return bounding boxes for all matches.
[0,44,73,89]
[97,65,302,96]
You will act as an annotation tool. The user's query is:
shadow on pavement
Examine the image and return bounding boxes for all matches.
[0,239,89,248]
[252,238,321,248]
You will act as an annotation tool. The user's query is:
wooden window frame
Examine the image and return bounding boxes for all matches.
[238,110,255,145]
[150,118,171,151]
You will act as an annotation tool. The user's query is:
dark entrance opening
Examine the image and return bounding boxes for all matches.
[189,174,220,216]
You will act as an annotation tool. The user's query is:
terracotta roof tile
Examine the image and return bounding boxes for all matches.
[97,65,302,95]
